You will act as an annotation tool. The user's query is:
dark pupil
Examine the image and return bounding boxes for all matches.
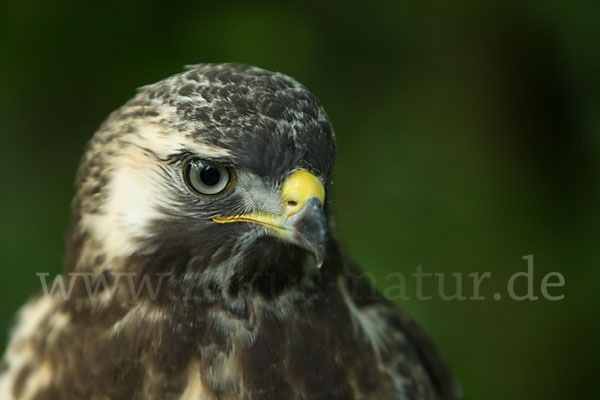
[199,166,221,186]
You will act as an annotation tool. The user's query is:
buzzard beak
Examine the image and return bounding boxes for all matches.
[212,170,328,267]
[285,196,328,267]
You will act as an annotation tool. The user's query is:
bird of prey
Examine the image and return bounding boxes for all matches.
[0,63,459,400]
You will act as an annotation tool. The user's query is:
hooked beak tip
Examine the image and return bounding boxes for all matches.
[288,196,328,268]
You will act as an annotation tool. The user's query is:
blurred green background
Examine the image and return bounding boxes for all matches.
[1,0,598,398]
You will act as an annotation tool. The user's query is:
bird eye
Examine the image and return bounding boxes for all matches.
[183,158,234,197]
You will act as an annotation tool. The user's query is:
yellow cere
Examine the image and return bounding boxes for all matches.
[282,170,325,216]
[212,170,325,228]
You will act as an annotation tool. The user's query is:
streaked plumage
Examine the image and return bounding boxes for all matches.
[0,63,459,399]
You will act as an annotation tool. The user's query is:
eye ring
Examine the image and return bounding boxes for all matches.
[182,158,236,198]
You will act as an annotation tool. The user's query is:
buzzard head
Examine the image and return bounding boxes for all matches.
[67,63,337,301]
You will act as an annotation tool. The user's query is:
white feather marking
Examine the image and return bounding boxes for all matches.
[196,347,240,394]
[131,120,232,159]
[179,360,211,400]
[338,279,413,396]
[84,145,162,258]
[110,301,166,337]
[82,121,232,261]
[19,361,52,400]
[338,279,386,360]
[0,296,58,400]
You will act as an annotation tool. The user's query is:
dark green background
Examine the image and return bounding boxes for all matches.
[1,0,598,398]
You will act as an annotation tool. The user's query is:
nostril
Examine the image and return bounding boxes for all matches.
[287,200,298,207]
